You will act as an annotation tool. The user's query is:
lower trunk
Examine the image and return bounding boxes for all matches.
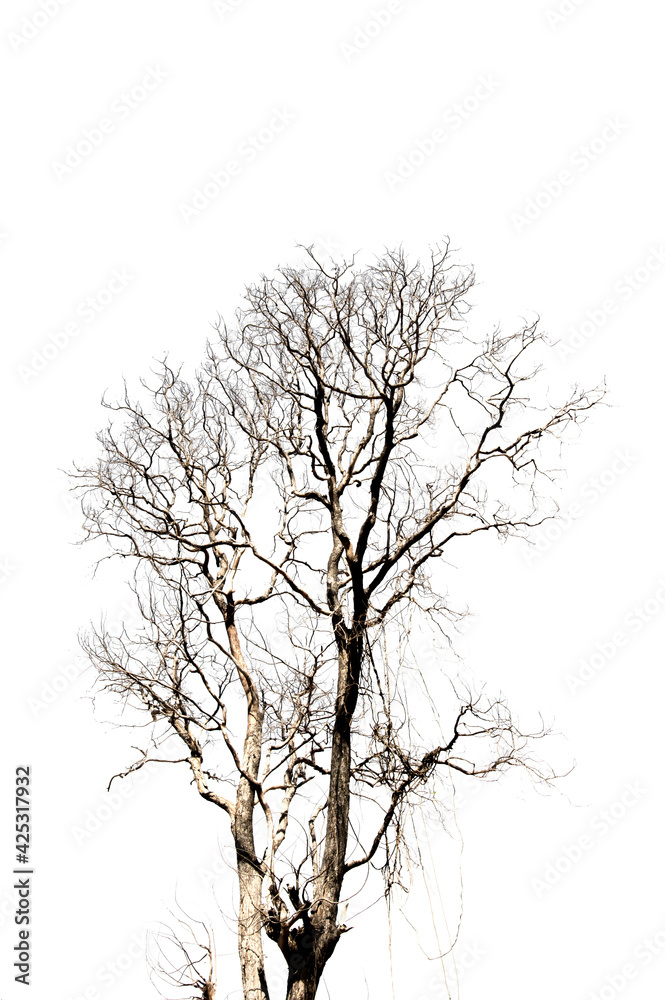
[286,967,319,1000]
[237,856,270,1000]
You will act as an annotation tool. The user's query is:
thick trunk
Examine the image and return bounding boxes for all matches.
[222,599,269,1000]
[315,635,362,922]
[286,972,319,1000]
[235,738,269,1000]
[237,856,270,1000]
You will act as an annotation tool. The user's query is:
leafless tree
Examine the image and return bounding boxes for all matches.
[149,906,217,999]
[72,243,603,1000]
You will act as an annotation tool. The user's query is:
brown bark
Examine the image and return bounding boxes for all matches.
[236,855,270,1000]
[223,596,270,1000]
[74,247,603,1000]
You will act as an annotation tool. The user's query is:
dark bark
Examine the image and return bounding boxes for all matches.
[286,967,319,1000]
[74,246,603,1000]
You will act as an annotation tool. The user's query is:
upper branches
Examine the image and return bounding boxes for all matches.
[205,244,603,629]
[72,242,603,933]
[74,245,603,636]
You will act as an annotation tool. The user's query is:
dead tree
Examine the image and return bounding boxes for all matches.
[149,907,217,999]
[73,243,602,1000]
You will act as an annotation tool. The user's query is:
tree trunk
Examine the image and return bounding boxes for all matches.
[286,966,319,1000]
[315,634,362,922]
[237,855,270,999]
[220,598,269,999]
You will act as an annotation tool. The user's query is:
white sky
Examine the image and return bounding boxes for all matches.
[1,1,664,998]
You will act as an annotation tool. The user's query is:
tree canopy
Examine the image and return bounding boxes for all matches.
[73,243,602,999]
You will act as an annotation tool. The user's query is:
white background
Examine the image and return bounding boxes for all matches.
[1,1,664,998]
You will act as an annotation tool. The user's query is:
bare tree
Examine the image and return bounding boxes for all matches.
[73,243,602,1000]
[149,906,217,999]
